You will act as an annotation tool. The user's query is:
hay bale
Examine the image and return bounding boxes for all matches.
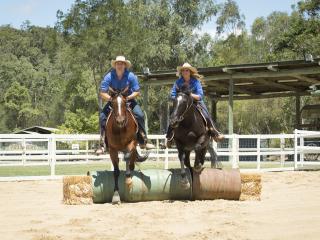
[240,173,262,201]
[63,176,93,205]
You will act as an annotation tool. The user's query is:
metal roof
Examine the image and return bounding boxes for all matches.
[138,58,320,101]
[14,126,58,134]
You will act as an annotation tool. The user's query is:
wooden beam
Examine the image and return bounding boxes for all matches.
[255,79,301,92]
[216,91,311,101]
[209,81,256,95]
[291,75,320,84]
[267,65,278,71]
[204,67,320,81]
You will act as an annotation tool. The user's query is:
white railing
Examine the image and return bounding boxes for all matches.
[0,130,319,177]
[294,129,320,169]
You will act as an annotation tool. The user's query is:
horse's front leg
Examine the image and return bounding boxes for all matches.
[177,143,190,189]
[124,150,133,188]
[124,140,136,189]
[194,146,207,173]
[110,147,121,204]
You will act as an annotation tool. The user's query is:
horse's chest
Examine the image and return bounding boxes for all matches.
[175,129,198,143]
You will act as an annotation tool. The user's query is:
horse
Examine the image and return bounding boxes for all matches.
[169,84,211,188]
[106,87,148,204]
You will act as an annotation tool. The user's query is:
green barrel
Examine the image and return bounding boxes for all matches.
[90,169,192,203]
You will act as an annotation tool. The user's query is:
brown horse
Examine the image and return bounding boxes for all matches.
[106,87,148,204]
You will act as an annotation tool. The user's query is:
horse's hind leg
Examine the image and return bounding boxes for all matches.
[110,148,121,204]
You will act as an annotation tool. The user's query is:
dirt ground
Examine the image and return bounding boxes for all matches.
[0,171,319,240]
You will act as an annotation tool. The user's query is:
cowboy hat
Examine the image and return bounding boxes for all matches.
[177,62,198,75]
[111,56,132,69]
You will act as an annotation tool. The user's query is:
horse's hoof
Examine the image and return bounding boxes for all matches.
[125,177,133,188]
[112,191,121,205]
[194,165,203,173]
[180,178,190,190]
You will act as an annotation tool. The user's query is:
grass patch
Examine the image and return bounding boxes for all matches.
[0,160,293,177]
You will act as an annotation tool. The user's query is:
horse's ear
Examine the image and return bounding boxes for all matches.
[121,86,129,96]
[108,87,116,97]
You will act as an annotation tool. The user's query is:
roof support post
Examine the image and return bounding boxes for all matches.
[228,77,234,135]
[211,98,217,123]
[143,83,149,134]
[295,95,301,130]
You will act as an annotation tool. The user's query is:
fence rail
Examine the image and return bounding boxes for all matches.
[0,130,319,178]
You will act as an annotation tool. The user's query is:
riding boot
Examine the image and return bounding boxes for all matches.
[138,130,155,150]
[207,119,224,142]
[165,126,174,148]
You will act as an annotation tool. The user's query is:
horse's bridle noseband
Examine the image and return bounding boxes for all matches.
[175,93,193,123]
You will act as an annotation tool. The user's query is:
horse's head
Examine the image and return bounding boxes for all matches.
[109,87,129,128]
[169,84,193,128]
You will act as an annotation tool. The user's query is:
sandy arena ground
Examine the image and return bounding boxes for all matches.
[0,171,320,240]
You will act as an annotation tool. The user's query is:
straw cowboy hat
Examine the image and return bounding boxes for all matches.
[111,56,132,69]
[177,62,198,75]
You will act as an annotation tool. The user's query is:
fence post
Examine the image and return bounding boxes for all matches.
[50,135,56,176]
[156,139,159,162]
[85,140,89,163]
[164,146,169,170]
[280,136,285,167]
[294,129,298,169]
[232,134,239,169]
[299,135,304,167]
[257,135,261,170]
[22,138,26,166]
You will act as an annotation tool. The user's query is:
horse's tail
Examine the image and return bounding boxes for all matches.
[134,149,149,162]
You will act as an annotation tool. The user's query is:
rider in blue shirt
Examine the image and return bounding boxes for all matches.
[96,56,154,154]
[166,63,224,147]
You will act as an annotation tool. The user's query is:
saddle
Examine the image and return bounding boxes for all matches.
[194,104,208,127]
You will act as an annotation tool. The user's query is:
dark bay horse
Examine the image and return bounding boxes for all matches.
[106,87,148,204]
[169,85,210,188]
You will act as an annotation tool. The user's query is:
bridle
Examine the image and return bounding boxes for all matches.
[174,92,193,123]
[110,93,129,127]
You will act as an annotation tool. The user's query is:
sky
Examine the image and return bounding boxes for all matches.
[0,0,297,33]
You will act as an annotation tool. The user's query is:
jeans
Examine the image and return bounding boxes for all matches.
[100,100,146,144]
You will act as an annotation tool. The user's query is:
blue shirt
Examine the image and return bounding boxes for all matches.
[171,77,204,100]
[100,69,140,95]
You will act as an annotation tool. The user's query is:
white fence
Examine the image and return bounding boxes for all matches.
[0,130,319,177]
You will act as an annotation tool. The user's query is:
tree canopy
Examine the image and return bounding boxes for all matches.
[0,0,319,134]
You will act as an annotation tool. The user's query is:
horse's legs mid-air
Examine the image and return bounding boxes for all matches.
[124,140,137,188]
[109,147,121,204]
[176,143,191,189]
[184,150,192,172]
[194,146,207,172]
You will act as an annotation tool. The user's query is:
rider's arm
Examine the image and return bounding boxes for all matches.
[170,81,178,99]
[191,93,201,101]
[100,73,112,101]
[100,92,112,101]
[126,73,141,100]
[127,91,140,100]
[192,80,204,101]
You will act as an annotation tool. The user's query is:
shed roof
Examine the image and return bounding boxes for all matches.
[138,58,320,100]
